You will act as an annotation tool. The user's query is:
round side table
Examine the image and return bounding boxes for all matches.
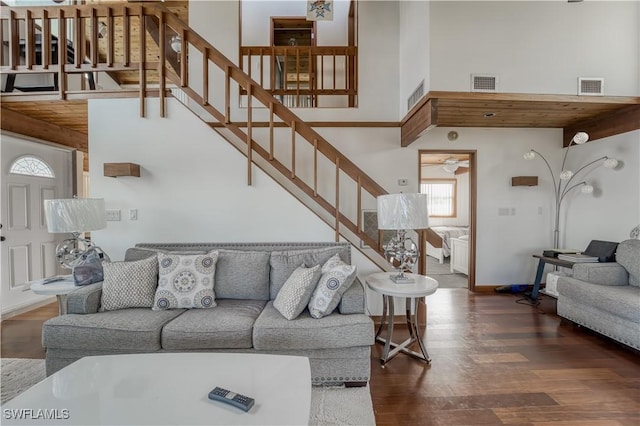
[30,276,75,315]
[366,272,438,365]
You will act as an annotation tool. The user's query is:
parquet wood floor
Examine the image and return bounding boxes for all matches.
[1,290,639,425]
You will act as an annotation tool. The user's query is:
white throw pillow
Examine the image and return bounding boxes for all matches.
[273,264,322,320]
[308,254,357,319]
[100,256,158,312]
[152,251,218,310]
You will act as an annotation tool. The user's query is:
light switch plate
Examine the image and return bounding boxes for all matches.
[106,209,121,221]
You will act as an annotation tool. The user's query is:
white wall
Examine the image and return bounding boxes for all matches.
[430,1,639,96]
[399,0,430,115]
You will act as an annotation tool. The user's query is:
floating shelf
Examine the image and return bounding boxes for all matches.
[511,176,538,186]
[104,163,141,178]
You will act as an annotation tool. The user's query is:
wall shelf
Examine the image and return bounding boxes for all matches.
[104,163,140,178]
[511,176,538,186]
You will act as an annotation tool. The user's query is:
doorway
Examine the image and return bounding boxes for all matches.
[419,150,477,291]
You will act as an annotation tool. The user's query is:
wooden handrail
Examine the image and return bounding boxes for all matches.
[0,3,388,256]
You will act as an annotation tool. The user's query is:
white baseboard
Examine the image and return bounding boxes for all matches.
[1,297,56,321]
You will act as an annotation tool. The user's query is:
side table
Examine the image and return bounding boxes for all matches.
[29,276,75,315]
[366,272,438,365]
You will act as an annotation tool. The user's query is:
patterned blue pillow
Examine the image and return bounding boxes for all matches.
[152,251,218,310]
[308,254,357,319]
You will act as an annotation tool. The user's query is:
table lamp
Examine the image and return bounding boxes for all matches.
[377,193,430,283]
[44,198,109,269]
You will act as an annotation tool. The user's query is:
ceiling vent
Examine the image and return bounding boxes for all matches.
[407,80,424,111]
[471,74,498,92]
[578,78,604,96]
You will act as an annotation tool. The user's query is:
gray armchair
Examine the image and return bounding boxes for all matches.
[557,239,640,350]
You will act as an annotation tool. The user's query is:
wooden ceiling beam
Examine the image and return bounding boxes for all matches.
[563,104,640,146]
[0,106,88,152]
[401,99,438,147]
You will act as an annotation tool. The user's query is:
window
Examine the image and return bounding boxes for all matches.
[421,179,456,217]
[9,155,55,178]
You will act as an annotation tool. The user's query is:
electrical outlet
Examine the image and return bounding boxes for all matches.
[498,207,509,216]
[106,209,121,221]
[129,209,138,221]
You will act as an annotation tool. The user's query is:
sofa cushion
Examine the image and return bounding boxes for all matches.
[161,299,267,350]
[253,301,374,350]
[269,246,349,299]
[557,276,640,323]
[42,308,185,351]
[153,251,218,310]
[273,264,321,320]
[99,256,158,312]
[308,254,357,319]
[214,250,271,300]
[616,239,640,287]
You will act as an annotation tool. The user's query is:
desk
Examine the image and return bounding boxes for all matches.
[366,272,438,365]
[29,275,75,315]
[530,255,574,300]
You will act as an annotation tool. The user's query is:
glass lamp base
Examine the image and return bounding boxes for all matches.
[390,273,415,284]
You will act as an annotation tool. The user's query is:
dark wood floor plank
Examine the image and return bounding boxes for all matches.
[2,290,639,425]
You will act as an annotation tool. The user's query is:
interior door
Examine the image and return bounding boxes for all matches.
[1,135,73,315]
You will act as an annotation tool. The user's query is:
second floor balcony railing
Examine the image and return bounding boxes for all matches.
[240,45,357,108]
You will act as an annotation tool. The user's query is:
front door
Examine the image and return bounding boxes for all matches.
[1,135,73,315]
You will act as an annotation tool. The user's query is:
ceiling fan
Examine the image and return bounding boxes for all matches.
[442,157,469,173]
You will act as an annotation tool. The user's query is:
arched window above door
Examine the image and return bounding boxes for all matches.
[9,155,55,178]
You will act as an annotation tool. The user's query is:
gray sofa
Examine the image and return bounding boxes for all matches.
[42,242,375,385]
[557,239,640,350]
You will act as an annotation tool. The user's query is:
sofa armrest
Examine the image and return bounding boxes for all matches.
[572,263,628,286]
[339,277,365,314]
[66,282,103,314]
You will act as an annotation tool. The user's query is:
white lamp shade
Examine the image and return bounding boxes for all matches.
[377,193,429,230]
[44,198,107,233]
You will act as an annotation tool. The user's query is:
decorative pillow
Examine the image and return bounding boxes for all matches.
[152,251,219,310]
[99,256,159,312]
[273,264,321,320]
[308,254,357,319]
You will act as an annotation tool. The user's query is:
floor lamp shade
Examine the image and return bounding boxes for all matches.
[44,198,107,233]
[377,193,430,230]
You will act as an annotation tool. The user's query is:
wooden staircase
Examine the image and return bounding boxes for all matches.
[0,3,397,270]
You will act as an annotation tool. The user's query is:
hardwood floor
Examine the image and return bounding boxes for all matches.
[2,290,639,425]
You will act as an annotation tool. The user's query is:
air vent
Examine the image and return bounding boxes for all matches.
[578,78,604,96]
[471,74,498,92]
[407,80,424,111]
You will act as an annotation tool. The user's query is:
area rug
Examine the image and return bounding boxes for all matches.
[1,358,375,425]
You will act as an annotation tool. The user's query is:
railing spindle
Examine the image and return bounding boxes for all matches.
[202,47,209,105]
[42,11,50,69]
[295,48,300,107]
[320,54,324,90]
[269,102,274,160]
[270,46,275,91]
[225,65,231,123]
[247,84,253,186]
[57,10,67,99]
[74,9,81,68]
[332,49,336,90]
[259,48,264,87]
[25,11,33,70]
[247,48,252,81]
[158,10,166,117]
[138,6,146,117]
[107,8,114,67]
[180,28,187,87]
[90,8,98,67]
[9,11,17,70]
[357,176,362,233]
[123,7,130,67]
[291,121,296,179]
[313,139,318,197]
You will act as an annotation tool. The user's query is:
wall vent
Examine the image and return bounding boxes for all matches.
[578,78,604,96]
[407,80,424,111]
[471,74,498,92]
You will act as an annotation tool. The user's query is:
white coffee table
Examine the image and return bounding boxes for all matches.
[29,276,75,315]
[2,353,311,425]
[366,272,438,365]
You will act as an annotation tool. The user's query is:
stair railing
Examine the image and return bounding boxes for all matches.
[0,3,391,259]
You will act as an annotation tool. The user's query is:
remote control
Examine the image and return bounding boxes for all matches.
[208,387,255,412]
